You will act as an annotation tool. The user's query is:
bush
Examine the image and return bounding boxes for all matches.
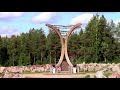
[84,75,90,78]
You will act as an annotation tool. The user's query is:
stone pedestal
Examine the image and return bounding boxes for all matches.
[68,66,73,73]
[52,68,56,73]
[50,66,56,73]
[73,67,77,73]
[77,66,80,73]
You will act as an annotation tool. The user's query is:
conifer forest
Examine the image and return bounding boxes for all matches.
[1,14,120,66]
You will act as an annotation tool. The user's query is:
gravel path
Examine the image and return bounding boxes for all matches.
[22,73,95,78]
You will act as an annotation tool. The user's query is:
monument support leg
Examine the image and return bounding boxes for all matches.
[46,24,64,68]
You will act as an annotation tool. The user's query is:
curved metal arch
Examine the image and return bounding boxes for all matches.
[65,23,81,67]
[46,24,64,67]
[46,23,81,68]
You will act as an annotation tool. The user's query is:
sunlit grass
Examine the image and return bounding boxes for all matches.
[20,71,46,74]
[103,71,112,77]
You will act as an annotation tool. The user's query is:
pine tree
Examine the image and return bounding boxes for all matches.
[68,32,80,64]
[46,30,61,64]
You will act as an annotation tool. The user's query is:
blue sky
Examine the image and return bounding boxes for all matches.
[0,12,120,37]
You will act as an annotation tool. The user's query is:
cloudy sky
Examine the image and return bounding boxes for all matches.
[0,12,120,37]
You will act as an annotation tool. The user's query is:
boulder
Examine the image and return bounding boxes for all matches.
[0,67,6,73]
[95,71,106,78]
[112,65,120,72]
[2,73,13,78]
[38,67,44,72]
[108,72,120,78]
[108,65,113,71]
[0,73,4,78]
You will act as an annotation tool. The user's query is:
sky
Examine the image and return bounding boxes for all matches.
[0,12,120,37]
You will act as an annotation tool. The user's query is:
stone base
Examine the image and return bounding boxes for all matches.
[60,61,69,71]
[55,66,73,74]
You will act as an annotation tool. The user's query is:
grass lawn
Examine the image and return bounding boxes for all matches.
[20,71,48,74]
[103,71,112,77]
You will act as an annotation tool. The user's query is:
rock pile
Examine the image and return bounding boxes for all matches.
[0,64,52,78]
[77,63,120,78]
[108,72,120,78]
[0,64,51,74]
[77,63,120,72]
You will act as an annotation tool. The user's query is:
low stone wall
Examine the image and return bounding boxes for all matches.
[0,64,52,74]
[76,63,120,72]
[0,64,52,78]
[1,63,119,74]
[1,63,120,78]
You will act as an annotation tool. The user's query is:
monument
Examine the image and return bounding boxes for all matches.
[46,23,81,73]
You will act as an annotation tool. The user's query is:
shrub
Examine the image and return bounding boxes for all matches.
[84,75,90,78]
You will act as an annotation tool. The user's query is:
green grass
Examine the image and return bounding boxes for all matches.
[83,71,112,78]
[103,71,112,77]
[83,71,96,73]
[20,71,45,74]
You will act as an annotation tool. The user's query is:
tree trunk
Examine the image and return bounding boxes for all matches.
[41,52,42,64]
[75,52,77,62]
[84,47,85,62]
[55,50,56,65]
[34,54,35,65]
[105,57,106,63]
[50,51,51,64]
[13,59,14,66]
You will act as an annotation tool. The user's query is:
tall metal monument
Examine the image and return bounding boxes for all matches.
[46,23,81,73]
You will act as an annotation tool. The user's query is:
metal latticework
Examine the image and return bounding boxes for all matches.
[53,25,75,29]
[52,25,76,39]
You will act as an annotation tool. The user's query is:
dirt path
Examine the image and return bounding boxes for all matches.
[22,73,95,78]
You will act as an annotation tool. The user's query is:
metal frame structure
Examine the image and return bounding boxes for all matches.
[46,23,81,71]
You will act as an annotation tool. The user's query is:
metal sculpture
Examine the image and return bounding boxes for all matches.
[46,23,81,72]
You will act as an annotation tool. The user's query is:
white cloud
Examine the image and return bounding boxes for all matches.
[70,13,93,25]
[0,26,20,37]
[32,12,57,23]
[114,20,120,25]
[0,12,24,19]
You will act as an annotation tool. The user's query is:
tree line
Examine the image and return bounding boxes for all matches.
[0,14,120,66]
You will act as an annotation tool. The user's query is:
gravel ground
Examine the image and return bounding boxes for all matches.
[22,73,95,78]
